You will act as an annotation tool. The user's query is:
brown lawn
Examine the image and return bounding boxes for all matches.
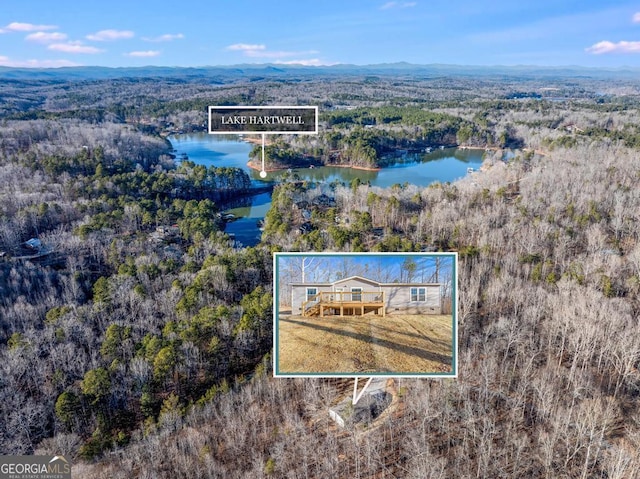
[277,314,454,374]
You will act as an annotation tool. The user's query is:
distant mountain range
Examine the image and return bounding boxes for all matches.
[0,63,638,81]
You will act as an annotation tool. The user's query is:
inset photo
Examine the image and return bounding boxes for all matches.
[273,252,457,377]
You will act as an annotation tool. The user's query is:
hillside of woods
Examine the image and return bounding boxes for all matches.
[249,106,497,170]
[0,70,640,477]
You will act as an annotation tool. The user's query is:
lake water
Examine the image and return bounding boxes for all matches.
[169,133,485,246]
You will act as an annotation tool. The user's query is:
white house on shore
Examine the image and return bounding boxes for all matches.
[290,275,441,317]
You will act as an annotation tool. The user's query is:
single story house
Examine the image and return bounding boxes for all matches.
[290,275,441,317]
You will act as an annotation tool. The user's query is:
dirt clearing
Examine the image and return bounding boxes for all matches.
[277,314,453,374]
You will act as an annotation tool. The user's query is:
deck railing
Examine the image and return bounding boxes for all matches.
[302,290,385,315]
[317,291,384,303]
[302,293,321,314]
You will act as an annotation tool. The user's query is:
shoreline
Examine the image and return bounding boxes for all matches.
[246,161,283,173]
[324,163,381,172]
[458,145,495,151]
[459,145,547,156]
[246,161,381,173]
[242,136,273,146]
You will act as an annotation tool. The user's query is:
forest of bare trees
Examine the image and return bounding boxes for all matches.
[1,69,639,477]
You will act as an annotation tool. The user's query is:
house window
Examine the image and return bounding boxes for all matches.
[411,287,426,302]
[351,287,362,302]
[306,288,318,301]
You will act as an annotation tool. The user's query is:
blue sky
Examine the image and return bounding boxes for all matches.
[278,254,454,284]
[2,1,640,68]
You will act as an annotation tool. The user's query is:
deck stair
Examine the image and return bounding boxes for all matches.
[305,302,321,317]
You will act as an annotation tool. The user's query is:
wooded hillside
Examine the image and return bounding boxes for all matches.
[0,71,639,478]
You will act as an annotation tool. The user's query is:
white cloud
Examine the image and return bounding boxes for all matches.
[25,32,68,43]
[0,56,80,68]
[86,29,134,41]
[48,42,104,54]
[227,43,319,60]
[633,12,640,23]
[142,33,184,42]
[586,40,640,54]
[274,59,334,66]
[380,1,416,9]
[0,22,57,33]
[226,43,266,51]
[247,49,318,59]
[125,50,160,57]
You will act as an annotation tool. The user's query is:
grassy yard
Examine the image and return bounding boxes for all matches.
[277,314,454,374]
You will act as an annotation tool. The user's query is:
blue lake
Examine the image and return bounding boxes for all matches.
[169,133,486,246]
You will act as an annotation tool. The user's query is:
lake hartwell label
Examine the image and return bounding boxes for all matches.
[1,456,71,479]
[209,106,318,134]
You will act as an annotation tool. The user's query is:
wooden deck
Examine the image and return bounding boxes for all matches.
[303,291,385,317]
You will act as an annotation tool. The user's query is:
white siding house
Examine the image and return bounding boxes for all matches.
[290,275,441,316]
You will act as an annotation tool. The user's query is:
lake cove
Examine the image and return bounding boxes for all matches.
[169,134,486,246]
